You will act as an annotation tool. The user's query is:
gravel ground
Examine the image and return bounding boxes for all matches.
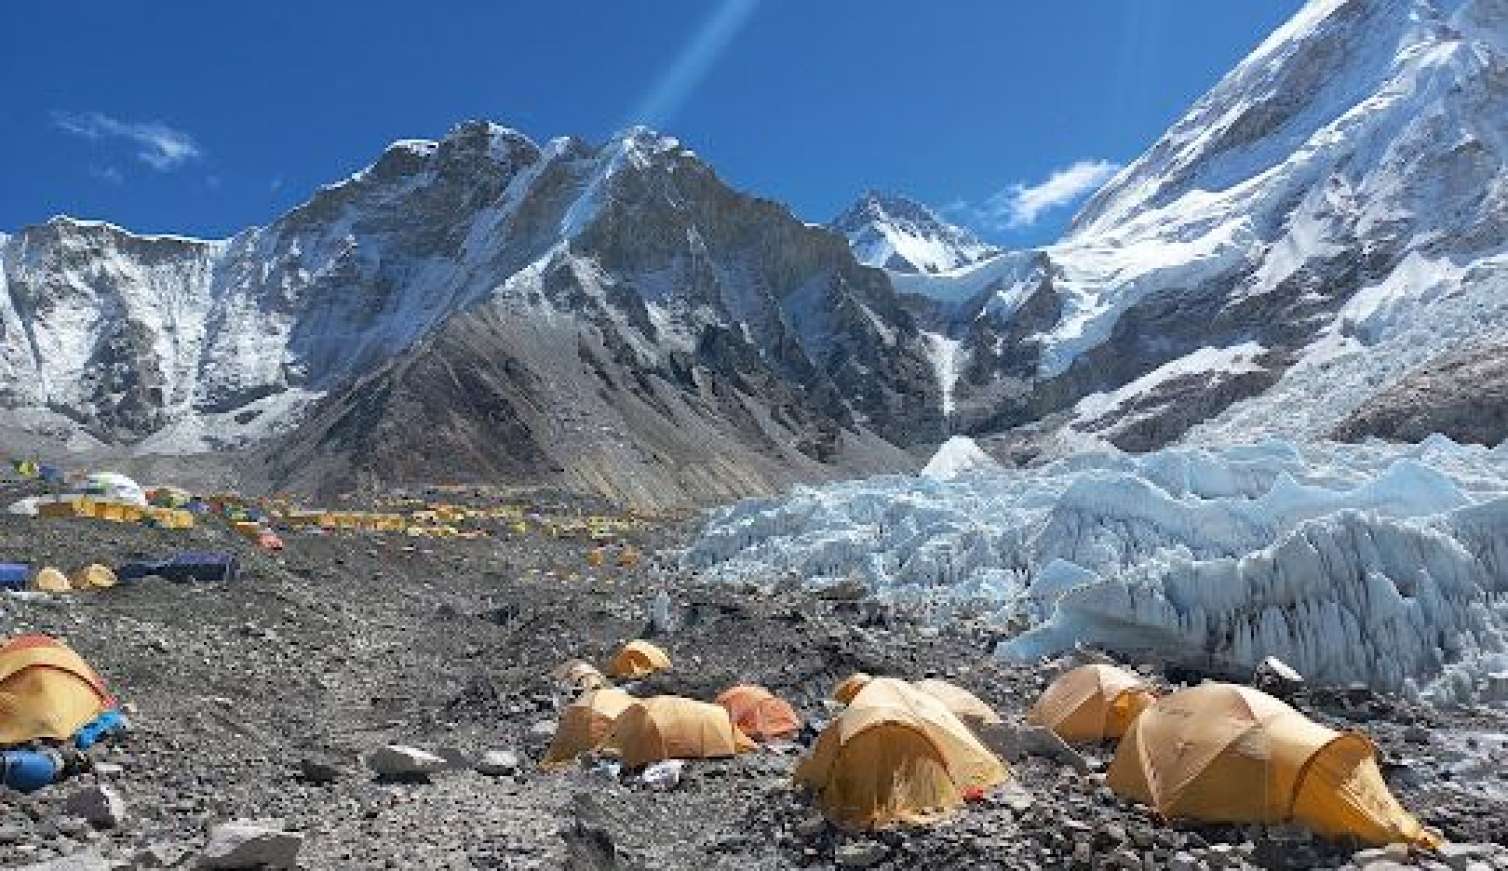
[0,480,1505,870]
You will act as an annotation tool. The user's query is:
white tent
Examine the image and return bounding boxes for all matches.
[82,473,147,507]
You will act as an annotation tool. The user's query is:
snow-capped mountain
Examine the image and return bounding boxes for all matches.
[886,0,1508,450]
[829,191,998,275]
[0,122,942,505]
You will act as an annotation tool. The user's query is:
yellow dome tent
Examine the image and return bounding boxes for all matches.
[602,696,755,768]
[913,679,1003,732]
[0,635,116,744]
[1028,664,1156,743]
[1107,683,1439,847]
[69,564,118,591]
[553,660,610,692]
[833,672,873,705]
[541,687,638,770]
[32,567,71,593]
[607,640,670,680]
[796,677,1009,829]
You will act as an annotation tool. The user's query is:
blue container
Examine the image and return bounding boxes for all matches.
[0,563,29,592]
[1,750,60,793]
[118,551,238,584]
[74,709,128,749]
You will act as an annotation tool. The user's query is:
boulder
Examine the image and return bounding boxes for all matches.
[64,784,125,829]
[1254,656,1304,693]
[476,750,520,776]
[366,745,447,779]
[835,840,889,868]
[198,820,303,869]
[12,852,111,871]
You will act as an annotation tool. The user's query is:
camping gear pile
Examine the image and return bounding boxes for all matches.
[0,635,129,793]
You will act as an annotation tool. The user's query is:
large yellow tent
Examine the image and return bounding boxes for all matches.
[913,679,1003,732]
[0,635,116,744]
[1028,664,1156,743]
[602,696,755,768]
[716,684,802,741]
[796,677,1009,829]
[1107,683,1438,847]
[541,687,638,770]
[607,640,671,680]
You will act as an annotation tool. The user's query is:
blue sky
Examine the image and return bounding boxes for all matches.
[1,2,1303,246]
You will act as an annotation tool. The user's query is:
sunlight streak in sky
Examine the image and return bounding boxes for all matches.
[628,0,760,129]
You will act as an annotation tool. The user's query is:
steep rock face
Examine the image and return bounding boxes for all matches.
[2,122,941,504]
[870,0,1508,450]
[1331,344,1508,446]
[829,192,997,275]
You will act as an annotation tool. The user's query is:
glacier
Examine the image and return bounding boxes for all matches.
[684,435,1508,703]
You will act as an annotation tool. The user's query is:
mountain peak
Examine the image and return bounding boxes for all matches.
[830,190,998,274]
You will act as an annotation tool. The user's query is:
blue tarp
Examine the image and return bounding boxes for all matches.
[37,465,64,484]
[117,551,238,584]
[0,563,29,592]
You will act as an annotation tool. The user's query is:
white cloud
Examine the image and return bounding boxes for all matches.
[87,165,124,185]
[958,159,1122,232]
[52,110,202,171]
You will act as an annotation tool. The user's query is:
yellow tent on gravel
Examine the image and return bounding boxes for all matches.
[1028,664,1156,743]
[602,696,755,768]
[541,687,638,770]
[1107,682,1439,847]
[553,660,610,692]
[69,564,118,591]
[913,679,1003,732]
[32,567,71,593]
[0,635,116,744]
[607,640,670,680]
[796,677,1009,829]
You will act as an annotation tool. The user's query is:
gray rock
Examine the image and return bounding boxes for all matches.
[197,821,303,869]
[835,840,889,868]
[133,843,189,869]
[1438,844,1507,871]
[64,785,125,829]
[985,722,1090,773]
[1168,851,1200,871]
[297,755,346,784]
[366,745,447,779]
[476,750,520,776]
[528,720,557,741]
[11,851,110,871]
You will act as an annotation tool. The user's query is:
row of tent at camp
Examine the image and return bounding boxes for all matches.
[0,553,239,594]
[543,645,1442,849]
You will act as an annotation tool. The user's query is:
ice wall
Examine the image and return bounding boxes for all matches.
[684,436,1508,701]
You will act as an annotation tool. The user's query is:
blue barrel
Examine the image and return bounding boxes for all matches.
[0,563,29,592]
[1,750,61,793]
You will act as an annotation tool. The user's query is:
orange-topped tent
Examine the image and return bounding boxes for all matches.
[1028,664,1155,743]
[913,679,1002,732]
[715,684,801,741]
[1108,683,1438,847]
[833,672,873,705]
[541,687,637,770]
[0,635,115,744]
[797,677,1009,829]
[608,640,670,680]
[602,696,755,767]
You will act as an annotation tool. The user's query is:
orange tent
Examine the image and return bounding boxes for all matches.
[608,640,670,680]
[1028,664,1155,743]
[833,672,873,705]
[69,564,118,590]
[602,696,755,767]
[0,635,116,744]
[796,677,1008,829]
[541,687,637,770]
[913,679,1002,732]
[716,684,802,741]
[1108,683,1438,847]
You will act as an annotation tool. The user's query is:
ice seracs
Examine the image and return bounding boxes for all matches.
[920,436,999,481]
[686,436,1508,703]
